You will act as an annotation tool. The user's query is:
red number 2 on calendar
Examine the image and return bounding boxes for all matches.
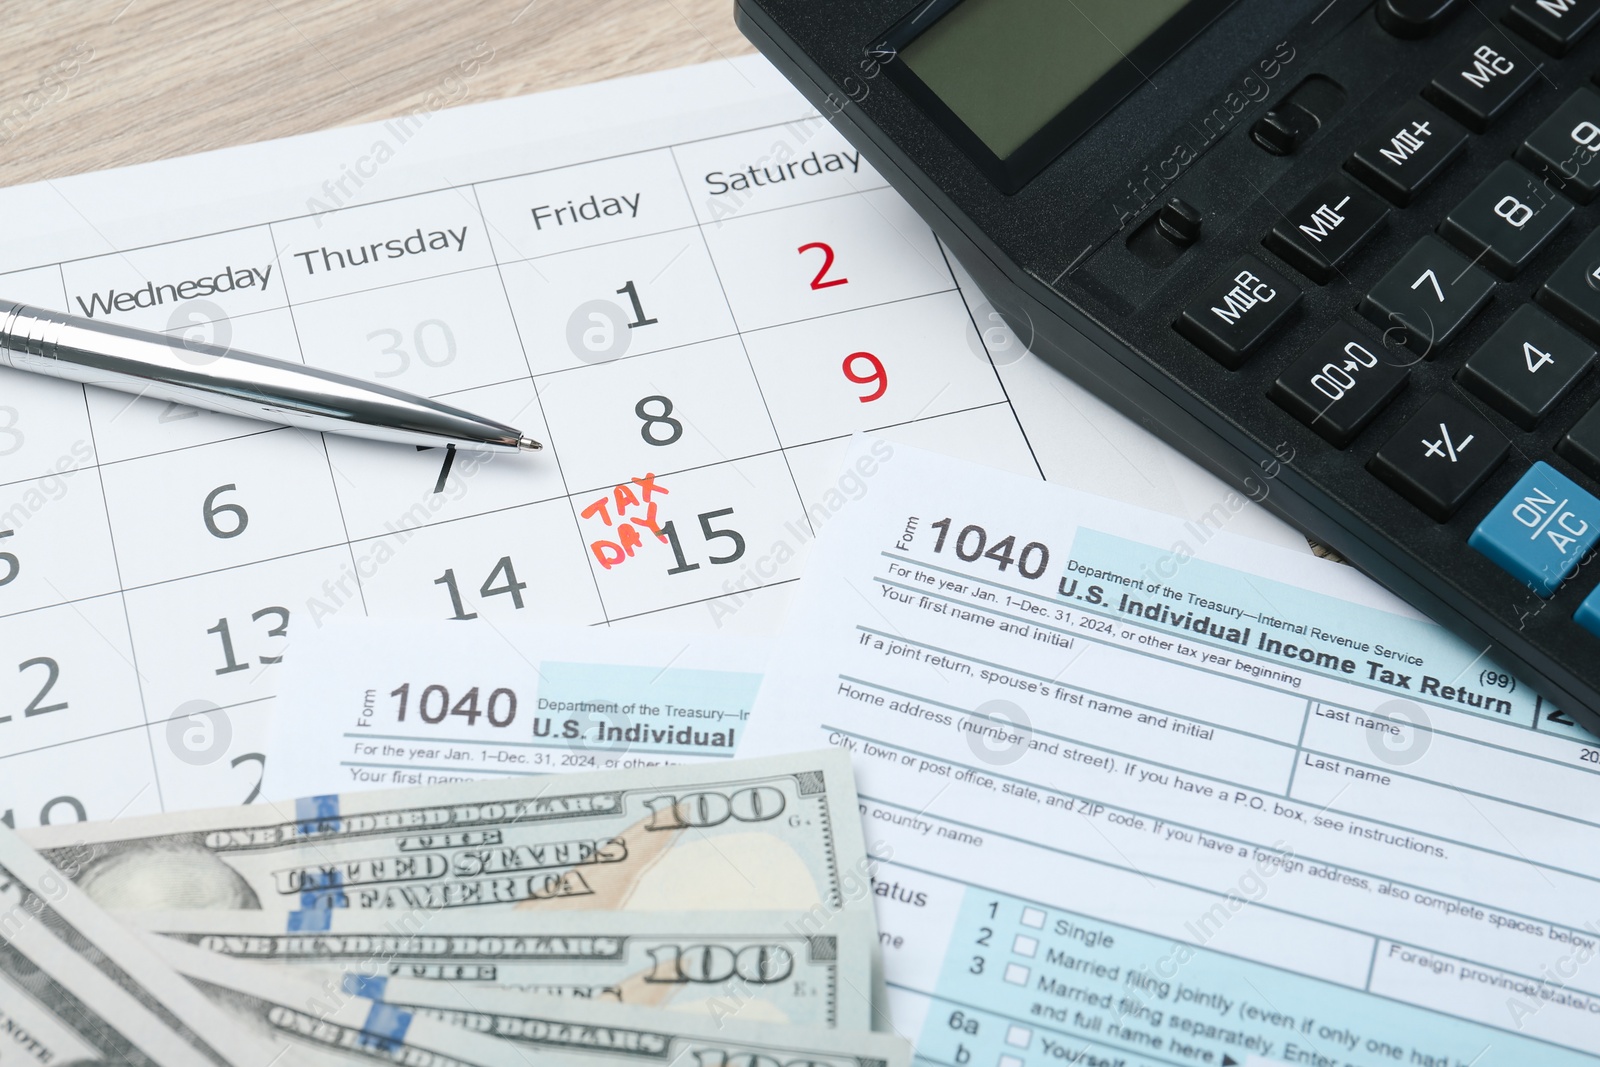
[798,242,848,290]
[842,351,888,403]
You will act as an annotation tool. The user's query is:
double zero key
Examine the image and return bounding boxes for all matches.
[1271,321,1409,447]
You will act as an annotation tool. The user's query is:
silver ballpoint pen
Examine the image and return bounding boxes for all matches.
[0,300,542,453]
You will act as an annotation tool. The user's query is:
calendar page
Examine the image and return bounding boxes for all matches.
[0,56,1303,830]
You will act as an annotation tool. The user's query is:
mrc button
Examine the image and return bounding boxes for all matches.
[1425,27,1540,131]
[1175,255,1300,369]
[1470,461,1600,596]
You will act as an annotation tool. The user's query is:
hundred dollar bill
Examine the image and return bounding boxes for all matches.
[156,936,909,1067]
[24,751,875,918]
[130,908,875,1029]
[325,976,911,1066]
[0,827,268,1067]
[152,936,594,1067]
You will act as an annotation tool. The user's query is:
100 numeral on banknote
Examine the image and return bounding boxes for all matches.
[24,752,873,916]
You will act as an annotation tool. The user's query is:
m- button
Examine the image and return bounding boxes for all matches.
[1265,174,1389,283]
[1175,255,1300,369]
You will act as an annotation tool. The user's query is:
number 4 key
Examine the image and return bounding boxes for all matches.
[1459,305,1596,429]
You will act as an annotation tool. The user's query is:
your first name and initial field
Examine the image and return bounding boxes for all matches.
[58,144,869,318]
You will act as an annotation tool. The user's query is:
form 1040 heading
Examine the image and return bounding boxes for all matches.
[893,513,1511,710]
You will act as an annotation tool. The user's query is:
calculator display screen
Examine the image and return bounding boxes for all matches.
[886,0,1233,191]
[900,0,1191,160]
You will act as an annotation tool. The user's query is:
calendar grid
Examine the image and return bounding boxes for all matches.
[0,110,1049,827]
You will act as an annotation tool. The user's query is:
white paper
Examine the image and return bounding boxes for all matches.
[0,53,1301,829]
[262,619,767,798]
[738,438,1600,1065]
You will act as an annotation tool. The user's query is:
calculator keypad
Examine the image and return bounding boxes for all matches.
[1264,175,1390,284]
[1369,393,1510,520]
[1345,99,1469,206]
[1154,0,1600,668]
[1437,160,1574,277]
[1359,235,1495,356]
[1457,304,1596,427]
[1425,28,1541,130]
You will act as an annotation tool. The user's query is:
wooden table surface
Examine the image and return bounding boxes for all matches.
[0,0,754,188]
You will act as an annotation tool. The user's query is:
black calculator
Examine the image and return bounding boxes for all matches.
[737,0,1600,731]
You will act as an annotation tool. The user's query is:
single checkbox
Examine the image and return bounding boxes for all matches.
[1006,1024,1033,1048]
[1012,934,1038,957]
[1003,962,1030,985]
[1020,906,1046,929]
[999,1056,1025,1067]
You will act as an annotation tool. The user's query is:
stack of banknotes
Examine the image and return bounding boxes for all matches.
[0,750,906,1066]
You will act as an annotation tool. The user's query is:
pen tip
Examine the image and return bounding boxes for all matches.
[518,437,544,452]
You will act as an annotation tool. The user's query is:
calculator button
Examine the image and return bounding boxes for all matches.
[1264,175,1389,284]
[1378,0,1464,38]
[1575,583,1600,637]
[1438,161,1574,278]
[1360,235,1495,357]
[1504,0,1600,56]
[1517,88,1600,203]
[1369,393,1509,520]
[1425,28,1541,131]
[1558,401,1600,480]
[1270,322,1409,446]
[1536,227,1600,340]
[1458,305,1596,428]
[1346,100,1468,206]
[1470,462,1600,595]
[1174,255,1300,369]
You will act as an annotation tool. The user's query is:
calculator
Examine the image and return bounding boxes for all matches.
[737,0,1600,730]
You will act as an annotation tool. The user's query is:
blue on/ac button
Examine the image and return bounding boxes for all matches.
[1469,462,1600,597]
